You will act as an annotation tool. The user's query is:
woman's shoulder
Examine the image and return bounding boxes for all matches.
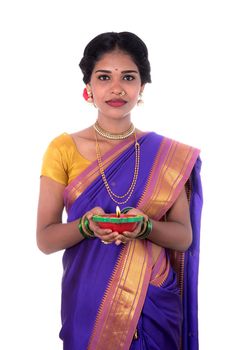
[70,127,95,141]
[42,133,79,171]
[45,132,79,157]
[48,132,73,148]
[145,131,200,152]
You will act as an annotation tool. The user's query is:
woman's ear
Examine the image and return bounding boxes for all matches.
[83,84,93,103]
[140,84,145,94]
[86,83,92,92]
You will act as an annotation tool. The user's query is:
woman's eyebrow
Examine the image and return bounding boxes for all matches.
[94,69,139,74]
[95,70,112,73]
[121,70,139,74]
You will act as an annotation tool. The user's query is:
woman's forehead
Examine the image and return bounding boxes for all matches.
[94,50,138,71]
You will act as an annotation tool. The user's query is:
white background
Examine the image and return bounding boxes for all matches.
[0,1,233,349]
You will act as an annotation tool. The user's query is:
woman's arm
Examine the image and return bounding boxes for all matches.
[148,187,192,251]
[118,187,192,252]
[36,177,119,254]
[36,177,84,254]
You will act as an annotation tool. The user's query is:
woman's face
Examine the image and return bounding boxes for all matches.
[88,50,144,120]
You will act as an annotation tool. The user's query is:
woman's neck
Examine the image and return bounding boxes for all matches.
[96,114,132,134]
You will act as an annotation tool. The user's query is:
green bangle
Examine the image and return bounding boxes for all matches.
[121,207,134,214]
[78,219,91,239]
[80,215,95,239]
[84,218,95,237]
[137,218,153,240]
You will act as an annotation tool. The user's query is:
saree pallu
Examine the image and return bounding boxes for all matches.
[59,132,203,350]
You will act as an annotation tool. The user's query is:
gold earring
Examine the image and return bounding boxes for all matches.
[87,89,93,103]
[137,92,144,106]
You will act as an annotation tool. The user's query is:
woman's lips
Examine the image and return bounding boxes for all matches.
[106,99,127,107]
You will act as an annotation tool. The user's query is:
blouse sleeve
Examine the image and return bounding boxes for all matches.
[41,136,68,185]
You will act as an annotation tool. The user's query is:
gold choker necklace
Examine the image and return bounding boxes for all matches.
[93,121,135,140]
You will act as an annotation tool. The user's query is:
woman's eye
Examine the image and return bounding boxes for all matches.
[98,75,110,81]
[123,75,135,81]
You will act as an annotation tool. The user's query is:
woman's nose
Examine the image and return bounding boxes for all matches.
[110,81,123,95]
[112,89,125,96]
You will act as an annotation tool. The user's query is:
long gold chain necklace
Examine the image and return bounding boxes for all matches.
[93,120,135,140]
[94,127,140,205]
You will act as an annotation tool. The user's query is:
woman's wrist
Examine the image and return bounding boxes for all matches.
[122,207,152,240]
[77,215,95,239]
[137,217,153,240]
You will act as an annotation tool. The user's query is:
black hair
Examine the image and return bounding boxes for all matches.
[79,32,151,85]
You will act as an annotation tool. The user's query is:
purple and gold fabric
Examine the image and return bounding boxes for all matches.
[59,132,202,350]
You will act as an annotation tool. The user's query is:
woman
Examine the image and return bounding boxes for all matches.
[37,32,203,349]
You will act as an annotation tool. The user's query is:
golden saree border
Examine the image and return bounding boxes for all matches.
[88,239,152,350]
[150,248,170,287]
[138,137,200,220]
[137,137,199,298]
[168,250,185,296]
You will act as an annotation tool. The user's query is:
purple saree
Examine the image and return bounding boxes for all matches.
[60,132,202,350]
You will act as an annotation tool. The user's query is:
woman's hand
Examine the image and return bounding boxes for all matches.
[114,208,148,246]
[85,207,148,245]
[85,207,119,244]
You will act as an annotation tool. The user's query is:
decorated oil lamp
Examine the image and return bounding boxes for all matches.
[92,206,144,233]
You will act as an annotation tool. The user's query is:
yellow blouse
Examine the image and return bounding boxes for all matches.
[41,133,91,185]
